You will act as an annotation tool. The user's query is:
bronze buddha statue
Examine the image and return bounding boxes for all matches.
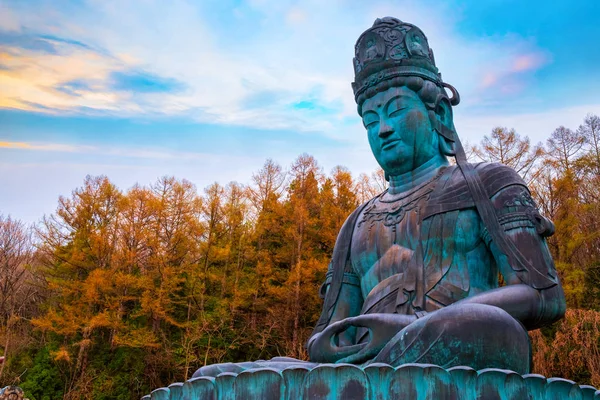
[193,17,565,378]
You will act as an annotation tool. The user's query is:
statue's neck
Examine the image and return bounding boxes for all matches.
[387,155,449,195]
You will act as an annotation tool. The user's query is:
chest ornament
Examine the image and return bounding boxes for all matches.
[358,173,441,229]
[359,196,423,228]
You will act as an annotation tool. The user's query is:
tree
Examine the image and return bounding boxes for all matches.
[320,166,357,254]
[0,215,38,381]
[33,176,124,394]
[472,126,544,183]
[284,154,323,358]
[371,168,388,192]
[354,173,379,204]
[546,126,585,174]
[198,182,225,313]
[248,159,287,215]
[578,114,600,176]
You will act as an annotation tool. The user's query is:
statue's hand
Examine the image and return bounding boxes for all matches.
[309,313,415,364]
[308,318,368,363]
[336,313,415,364]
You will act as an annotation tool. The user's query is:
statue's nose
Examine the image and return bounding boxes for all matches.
[378,120,394,138]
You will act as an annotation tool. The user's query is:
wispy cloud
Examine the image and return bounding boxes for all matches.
[0,139,252,162]
[0,140,92,152]
[512,53,547,72]
[478,50,549,96]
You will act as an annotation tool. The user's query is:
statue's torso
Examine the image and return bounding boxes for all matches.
[350,169,498,314]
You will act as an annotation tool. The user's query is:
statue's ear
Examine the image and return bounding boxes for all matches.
[433,95,457,156]
[435,81,460,128]
[435,95,453,127]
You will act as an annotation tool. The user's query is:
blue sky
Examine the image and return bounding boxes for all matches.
[1,0,599,224]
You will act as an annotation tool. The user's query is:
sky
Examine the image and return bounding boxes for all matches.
[1,0,599,225]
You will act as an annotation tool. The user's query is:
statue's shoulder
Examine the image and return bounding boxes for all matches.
[337,195,379,237]
[473,162,527,193]
[333,196,376,260]
[423,162,526,219]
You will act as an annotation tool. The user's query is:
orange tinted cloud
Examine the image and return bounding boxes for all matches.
[481,72,498,88]
[0,39,134,114]
[0,141,91,152]
[478,52,548,92]
[511,53,547,72]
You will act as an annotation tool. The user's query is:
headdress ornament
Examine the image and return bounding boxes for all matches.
[352,17,459,106]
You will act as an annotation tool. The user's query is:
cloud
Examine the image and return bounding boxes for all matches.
[512,53,546,72]
[478,51,549,97]
[0,31,60,54]
[0,1,370,136]
[54,79,93,97]
[285,7,307,25]
[0,30,188,115]
[0,140,92,152]
[0,139,256,162]
[0,0,577,141]
[0,32,128,112]
[0,3,22,32]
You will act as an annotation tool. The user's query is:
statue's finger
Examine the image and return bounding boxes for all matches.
[336,345,378,365]
[323,318,354,335]
[343,315,381,330]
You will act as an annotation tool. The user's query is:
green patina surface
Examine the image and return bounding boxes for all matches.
[142,364,600,399]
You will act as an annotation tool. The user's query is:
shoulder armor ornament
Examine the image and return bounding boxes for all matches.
[422,163,526,219]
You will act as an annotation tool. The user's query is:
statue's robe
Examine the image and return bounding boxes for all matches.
[310,162,559,372]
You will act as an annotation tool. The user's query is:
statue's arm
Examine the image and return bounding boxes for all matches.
[306,270,365,363]
[306,209,365,362]
[459,184,566,330]
[316,264,364,345]
[308,198,418,364]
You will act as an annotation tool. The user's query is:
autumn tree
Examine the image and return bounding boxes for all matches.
[371,168,388,192]
[319,166,358,252]
[248,159,287,215]
[472,126,544,183]
[282,154,324,357]
[243,160,287,356]
[33,176,124,396]
[546,126,585,174]
[578,114,600,176]
[197,182,225,313]
[539,127,586,309]
[574,115,600,309]
[354,173,378,204]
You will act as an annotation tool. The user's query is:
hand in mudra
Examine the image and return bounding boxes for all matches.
[309,313,416,364]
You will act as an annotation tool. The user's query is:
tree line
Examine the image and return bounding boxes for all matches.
[0,114,599,399]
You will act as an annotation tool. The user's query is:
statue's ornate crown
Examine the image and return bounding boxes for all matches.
[352,17,442,101]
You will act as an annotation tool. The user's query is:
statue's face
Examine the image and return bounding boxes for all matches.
[361,86,440,176]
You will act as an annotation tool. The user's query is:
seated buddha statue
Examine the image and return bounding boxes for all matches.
[193,17,565,378]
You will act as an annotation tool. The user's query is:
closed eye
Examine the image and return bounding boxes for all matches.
[387,98,408,118]
[388,107,407,118]
[365,120,379,129]
[362,112,379,129]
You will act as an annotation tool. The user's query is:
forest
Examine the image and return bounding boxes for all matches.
[1,114,599,399]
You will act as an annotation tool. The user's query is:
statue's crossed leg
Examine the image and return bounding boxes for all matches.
[192,303,529,378]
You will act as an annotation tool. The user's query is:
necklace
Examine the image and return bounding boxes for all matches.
[359,167,445,228]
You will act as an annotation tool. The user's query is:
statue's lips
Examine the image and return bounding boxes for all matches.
[381,139,401,150]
